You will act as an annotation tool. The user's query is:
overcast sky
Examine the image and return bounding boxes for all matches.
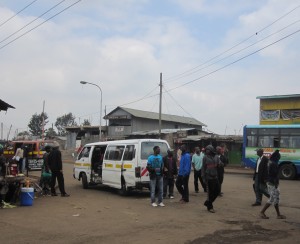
[0,0,299,139]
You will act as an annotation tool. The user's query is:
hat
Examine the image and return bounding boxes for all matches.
[205,145,215,152]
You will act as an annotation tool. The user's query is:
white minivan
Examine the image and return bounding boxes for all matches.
[73,139,170,195]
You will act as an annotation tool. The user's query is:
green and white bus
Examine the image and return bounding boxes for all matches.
[243,125,300,180]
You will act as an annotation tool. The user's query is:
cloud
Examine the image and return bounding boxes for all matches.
[0,0,299,139]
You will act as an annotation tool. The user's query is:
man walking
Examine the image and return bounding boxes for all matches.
[147,146,164,207]
[192,147,205,193]
[48,142,70,197]
[252,148,269,206]
[176,145,191,203]
[202,145,221,213]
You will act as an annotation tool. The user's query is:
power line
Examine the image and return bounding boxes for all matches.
[163,85,195,120]
[164,4,300,83]
[166,28,300,92]
[0,0,67,45]
[0,0,82,51]
[0,0,39,28]
[105,27,300,113]
[165,19,300,84]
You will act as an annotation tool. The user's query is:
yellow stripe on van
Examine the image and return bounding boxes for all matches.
[105,163,113,168]
[123,164,132,169]
[74,163,90,167]
[116,164,122,169]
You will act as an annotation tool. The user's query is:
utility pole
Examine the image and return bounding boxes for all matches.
[159,73,162,139]
[42,100,45,140]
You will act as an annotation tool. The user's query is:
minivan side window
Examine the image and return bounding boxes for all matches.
[123,145,135,161]
[104,145,125,161]
[78,147,91,160]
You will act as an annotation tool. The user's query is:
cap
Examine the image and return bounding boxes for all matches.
[205,145,215,152]
[255,148,263,152]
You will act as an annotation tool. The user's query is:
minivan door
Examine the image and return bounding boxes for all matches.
[122,144,136,187]
[102,145,125,188]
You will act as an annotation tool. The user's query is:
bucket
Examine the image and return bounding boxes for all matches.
[10,164,18,176]
[20,187,34,206]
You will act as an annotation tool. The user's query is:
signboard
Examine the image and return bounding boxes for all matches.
[106,115,128,119]
[27,158,44,170]
[115,126,124,132]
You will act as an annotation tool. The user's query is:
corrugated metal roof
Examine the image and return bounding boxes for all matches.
[131,128,197,136]
[118,107,206,126]
[256,94,300,100]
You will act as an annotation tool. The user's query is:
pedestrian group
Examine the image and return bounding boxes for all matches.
[147,144,228,213]
[147,144,286,219]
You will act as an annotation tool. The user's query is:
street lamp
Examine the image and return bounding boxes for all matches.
[80,81,103,141]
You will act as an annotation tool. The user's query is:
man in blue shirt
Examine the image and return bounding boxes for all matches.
[176,145,191,203]
[147,146,165,207]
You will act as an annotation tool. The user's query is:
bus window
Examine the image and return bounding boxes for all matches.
[258,136,277,147]
[247,136,257,147]
[290,136,300,148]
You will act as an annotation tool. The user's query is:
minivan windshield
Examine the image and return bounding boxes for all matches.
[141,142,169,160]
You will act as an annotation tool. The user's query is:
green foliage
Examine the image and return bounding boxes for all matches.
[17,131,30,137]
[28,112,48,137]
[82,119,91,126]
[55,113,77,136]
[46,127,57,138]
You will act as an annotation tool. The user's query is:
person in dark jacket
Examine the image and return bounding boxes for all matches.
[163,150,178,199]
[48,143,69,197]
[216,146,229,196]
[259,158,286,219]
[175,145,191,203]
[252,148,269,206]
[270,149,281,164]
[202,145,221,213]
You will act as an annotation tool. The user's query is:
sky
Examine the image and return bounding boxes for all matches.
[0,0,300,140]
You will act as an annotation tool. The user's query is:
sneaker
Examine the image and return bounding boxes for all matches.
[158,202,165,207]
[170,196,174,199]
[151,202,158,207]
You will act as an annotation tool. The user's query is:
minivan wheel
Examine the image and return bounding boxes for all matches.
[81,173,89,189]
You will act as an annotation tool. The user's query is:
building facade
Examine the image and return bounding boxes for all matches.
[257,94,300,125]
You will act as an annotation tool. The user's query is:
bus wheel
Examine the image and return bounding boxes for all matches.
[81,173,89,189]
[279,164,296,180]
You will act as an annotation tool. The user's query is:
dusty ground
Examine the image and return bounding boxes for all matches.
[0,161,300,244]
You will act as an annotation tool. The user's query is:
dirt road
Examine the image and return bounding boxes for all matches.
[1,163,300,244]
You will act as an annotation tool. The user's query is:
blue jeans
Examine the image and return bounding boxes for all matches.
[150,175,163,204]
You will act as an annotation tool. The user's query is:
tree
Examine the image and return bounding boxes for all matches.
[17,131,30,137]
[28,112,49,137]
[55,113,77,136]
[82,119,91,126]
[46,127,57,138]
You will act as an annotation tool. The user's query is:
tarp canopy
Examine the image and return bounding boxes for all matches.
[0,99,15,111]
